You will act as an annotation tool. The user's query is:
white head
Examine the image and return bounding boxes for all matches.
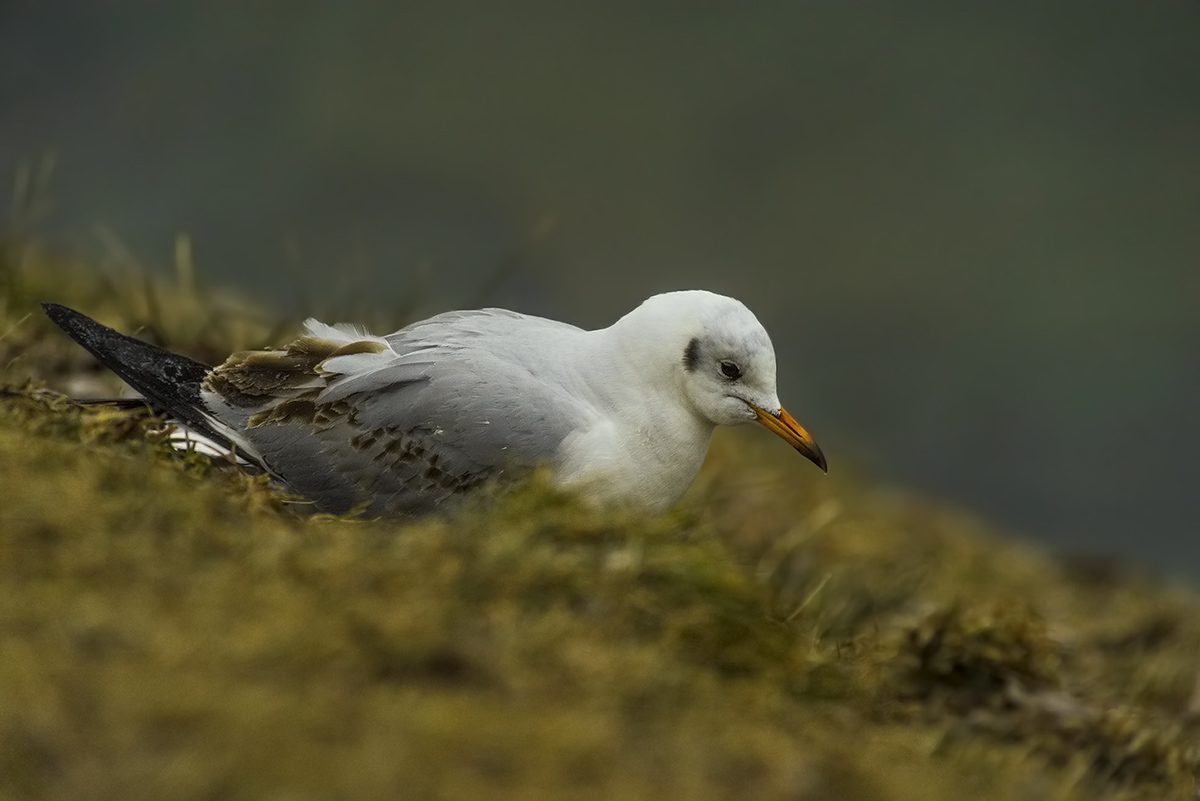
[614,290,827,471]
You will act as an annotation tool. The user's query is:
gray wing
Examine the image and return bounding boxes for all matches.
[201,309,590,516]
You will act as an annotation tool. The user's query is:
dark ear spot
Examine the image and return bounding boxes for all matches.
[682,337,701,372]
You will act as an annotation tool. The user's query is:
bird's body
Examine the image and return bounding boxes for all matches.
[43,291,825,517]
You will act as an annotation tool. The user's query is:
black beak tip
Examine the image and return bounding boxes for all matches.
[802,442,829,474]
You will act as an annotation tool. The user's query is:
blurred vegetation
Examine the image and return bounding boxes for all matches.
[2,215,1199,800]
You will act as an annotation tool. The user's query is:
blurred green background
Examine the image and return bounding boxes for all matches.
[3,3,1197,575]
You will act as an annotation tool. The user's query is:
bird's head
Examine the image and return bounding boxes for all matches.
[627,290,827,473]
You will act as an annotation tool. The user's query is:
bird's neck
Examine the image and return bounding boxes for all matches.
[583,315,695,417]
[554,323,714,511]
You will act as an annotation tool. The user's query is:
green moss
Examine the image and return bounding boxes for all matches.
[1,233,1198,800]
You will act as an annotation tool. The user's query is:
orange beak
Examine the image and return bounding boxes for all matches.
[749,404,828,473]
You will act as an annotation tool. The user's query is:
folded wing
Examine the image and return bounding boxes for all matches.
[203,310,588,516]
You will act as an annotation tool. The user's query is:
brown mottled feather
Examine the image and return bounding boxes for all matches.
[198,331,499,513]
[190,309,589,516]
[203,337,349,407]
[247,396,321,428]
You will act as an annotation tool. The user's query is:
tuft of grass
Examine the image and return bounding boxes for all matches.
[1,230,1199,800]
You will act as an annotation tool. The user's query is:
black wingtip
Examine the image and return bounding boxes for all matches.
[42,302,108,348]
[42,301,91,350]
[41,301,73,327]
[40,302,236,451]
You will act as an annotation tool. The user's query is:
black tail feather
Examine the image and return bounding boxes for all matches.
[41,302,235,450]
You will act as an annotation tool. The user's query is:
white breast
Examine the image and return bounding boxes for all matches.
[553,407,716,512]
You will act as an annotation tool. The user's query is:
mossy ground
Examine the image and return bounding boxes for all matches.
[2,229,1198,800]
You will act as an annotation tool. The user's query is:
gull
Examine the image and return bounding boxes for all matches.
[42,291,826,516]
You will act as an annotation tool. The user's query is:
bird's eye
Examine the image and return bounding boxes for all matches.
[719,361,742,380]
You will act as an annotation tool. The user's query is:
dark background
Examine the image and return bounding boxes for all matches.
[4,3,1197,576]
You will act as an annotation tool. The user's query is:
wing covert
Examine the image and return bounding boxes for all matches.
[201,309,591,516]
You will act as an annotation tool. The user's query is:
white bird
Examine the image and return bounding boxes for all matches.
[43,291,825,516]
